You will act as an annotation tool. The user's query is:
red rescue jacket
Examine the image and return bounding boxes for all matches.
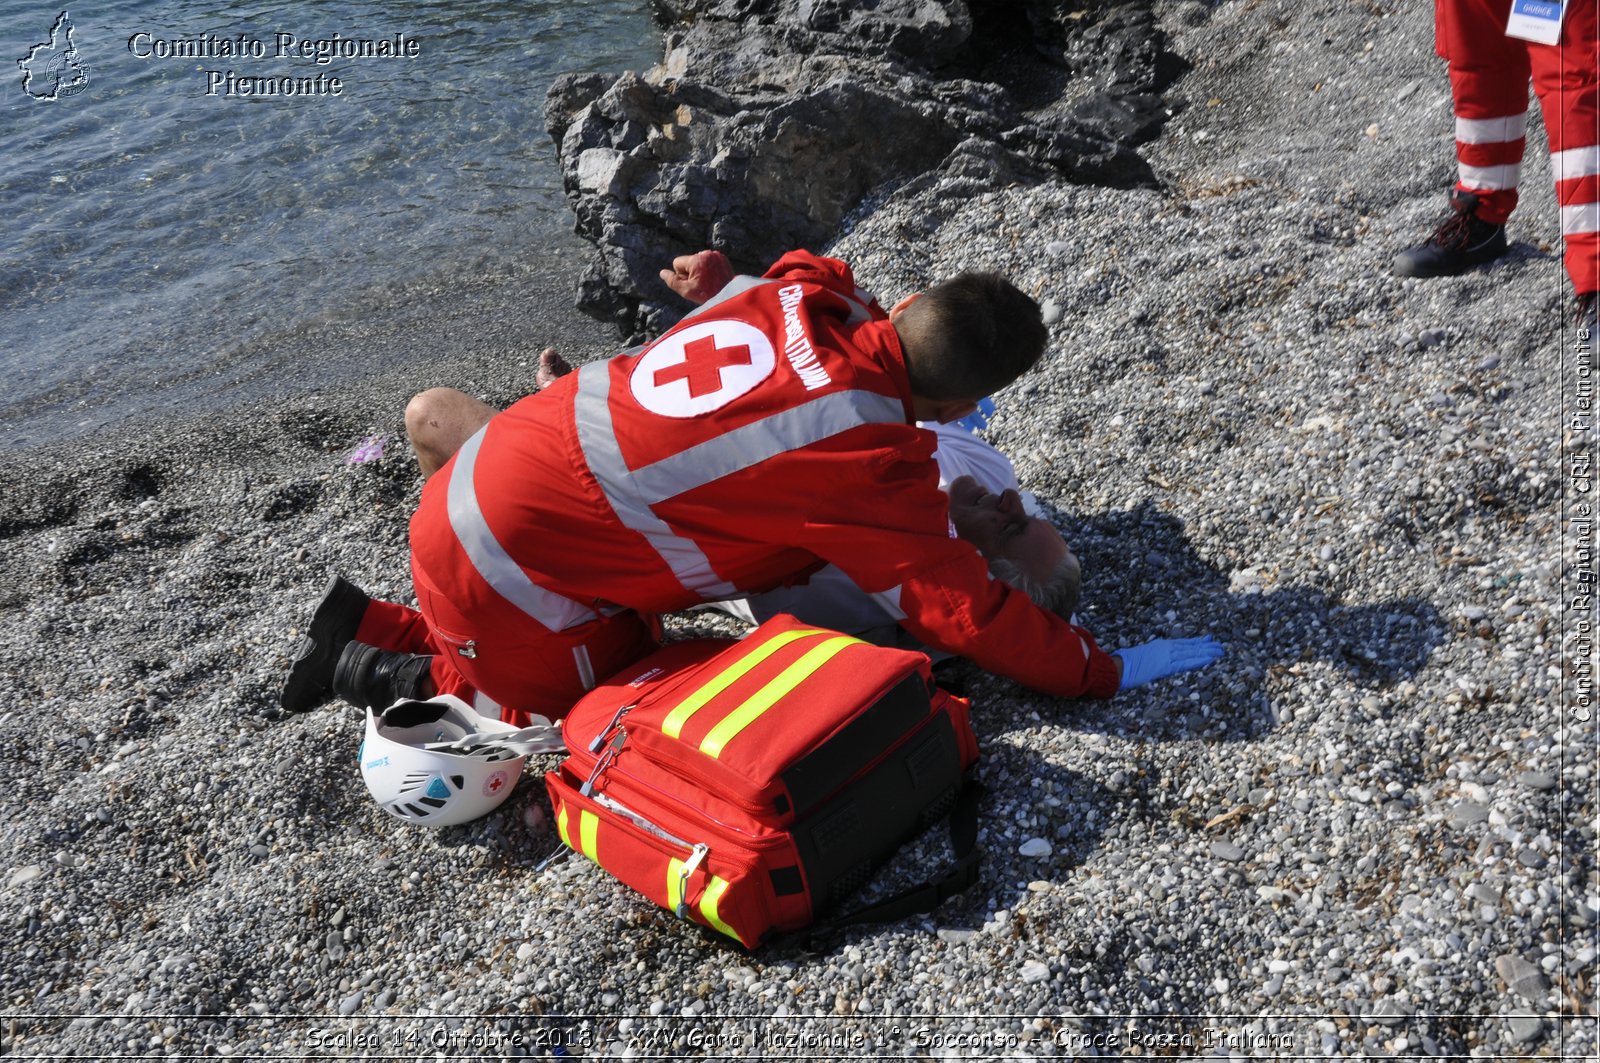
[410,251,1120,699]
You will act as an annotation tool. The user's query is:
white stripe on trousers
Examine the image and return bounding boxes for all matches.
[1561,202,1600,236]
[1455,112,1528,145]
[1458,162,1522,191]
[1552,146,1600,183]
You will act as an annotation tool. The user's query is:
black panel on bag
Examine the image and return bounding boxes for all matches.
[791,714,961,913]
[769,865,805,897]
[781,672,929,815]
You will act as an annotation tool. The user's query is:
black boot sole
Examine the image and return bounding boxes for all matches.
[280,576,370,712]
[1393,229,1508,279]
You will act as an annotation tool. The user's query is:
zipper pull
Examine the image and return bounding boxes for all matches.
[580,726,627,797]
[587,701,637,753]
[674,844,710,920]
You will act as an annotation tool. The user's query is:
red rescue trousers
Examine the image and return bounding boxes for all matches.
[353,596,659,727]
[1436,0,1600,292]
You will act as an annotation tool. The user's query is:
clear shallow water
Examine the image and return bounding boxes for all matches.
[2,0,657,447]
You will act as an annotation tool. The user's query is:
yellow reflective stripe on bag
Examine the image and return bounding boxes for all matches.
[666,856,686,914]
[559,806,601,863]
[698,877,738,940]
[668,856,739,941]
[578,810,600,863]
[700,634,861,758]
[660,627,828,738]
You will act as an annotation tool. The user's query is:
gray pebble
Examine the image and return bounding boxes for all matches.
[1494,954,1550,1002]
[1370,997,1412,1027]
[1516,771,1556,791]
[1446,802,1488,828]
[8,866,43,888]
[338,991,363,1017]
[1507,1016,1543,1044]
[1210,840,1246,862]
[1019,960,1051,984]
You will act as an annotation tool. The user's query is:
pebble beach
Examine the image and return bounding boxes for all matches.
[1,1,1595,1059]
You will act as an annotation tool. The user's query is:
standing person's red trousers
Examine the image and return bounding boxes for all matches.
[1436,0,1599,293]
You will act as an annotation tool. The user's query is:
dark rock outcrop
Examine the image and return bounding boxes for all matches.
[547,0,1185,338]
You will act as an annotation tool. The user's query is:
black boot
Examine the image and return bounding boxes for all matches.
[1394,190,1508,278]
[332,641,435,711]
[280,576,370,712]
[1579,291,1597,335]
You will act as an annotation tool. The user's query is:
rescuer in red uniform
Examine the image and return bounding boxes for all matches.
[1394,0,1598,329]
[281,251,1223,721]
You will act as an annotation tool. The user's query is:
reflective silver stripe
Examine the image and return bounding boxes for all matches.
[629,389,906,504]
[870,585,906,621]
[682,275,780,320]
[1455,112,1526,145]
[573,646,596,691]
[574,361,739,599]
[1562,202,1600,236]
[447,425,599,631]
[1457,162,1521,191]
[1553,146,1600,183]
[843,286,877,326]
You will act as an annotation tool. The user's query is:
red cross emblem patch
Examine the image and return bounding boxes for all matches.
[630,319,775,417]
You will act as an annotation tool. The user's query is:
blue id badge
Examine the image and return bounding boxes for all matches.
[1506,0,1565,45]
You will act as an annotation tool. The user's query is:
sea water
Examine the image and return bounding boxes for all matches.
[2,0,657,447]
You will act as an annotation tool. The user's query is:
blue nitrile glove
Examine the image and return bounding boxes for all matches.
[954,396,997,433]
[1114,636,1225,691]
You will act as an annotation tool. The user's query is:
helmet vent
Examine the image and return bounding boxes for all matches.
[450,775,466,788]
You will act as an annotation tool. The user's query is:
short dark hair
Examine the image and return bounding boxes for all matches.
[895,272,1049,401]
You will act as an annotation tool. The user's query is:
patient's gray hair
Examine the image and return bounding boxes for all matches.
[989,554,1081,620]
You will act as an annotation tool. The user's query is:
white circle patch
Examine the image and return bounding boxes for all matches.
[629,320,776,417]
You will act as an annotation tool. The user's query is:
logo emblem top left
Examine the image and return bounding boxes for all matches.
[20,11,91,101]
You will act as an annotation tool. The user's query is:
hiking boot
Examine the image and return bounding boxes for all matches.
[332,641,435,711]
[280,576,370,712]
[1393,190,1508,278]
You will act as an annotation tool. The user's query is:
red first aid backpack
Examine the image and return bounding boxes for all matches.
[544,614,982,948]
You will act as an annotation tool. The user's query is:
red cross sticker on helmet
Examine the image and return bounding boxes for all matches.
[630,320,775,417]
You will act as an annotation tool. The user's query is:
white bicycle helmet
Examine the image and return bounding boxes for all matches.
[358,695,554,828]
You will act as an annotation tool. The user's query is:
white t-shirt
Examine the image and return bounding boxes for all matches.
[718,424,1018,634]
